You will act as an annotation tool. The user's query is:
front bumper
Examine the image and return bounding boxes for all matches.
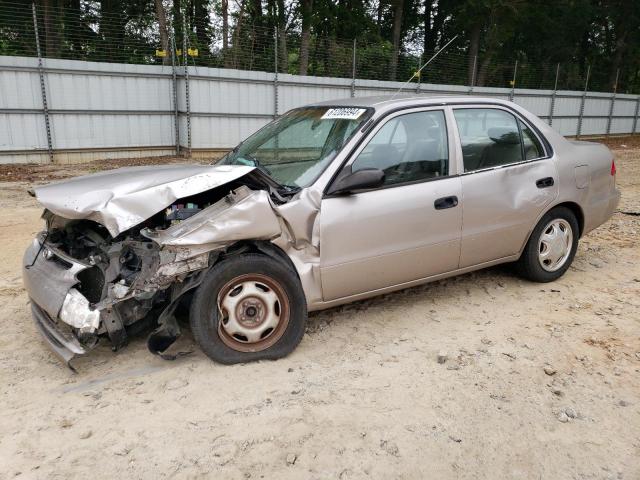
[23,237,96,370]
[30,301,87,370]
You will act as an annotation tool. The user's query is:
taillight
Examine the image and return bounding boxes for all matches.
[611,159,616,176]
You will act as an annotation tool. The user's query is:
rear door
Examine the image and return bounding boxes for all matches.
[452,106,559,268]
[319,107,463,301]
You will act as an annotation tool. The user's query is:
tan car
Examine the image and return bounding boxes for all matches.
[23,96,620,368]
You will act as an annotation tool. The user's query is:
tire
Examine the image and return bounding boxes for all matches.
[189,253,307,364]
[516,206,579,283]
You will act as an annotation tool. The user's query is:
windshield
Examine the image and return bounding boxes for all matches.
[220,106,373,188]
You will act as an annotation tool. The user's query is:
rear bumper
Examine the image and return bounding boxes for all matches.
[584,188,621,235]
[30,301,87,371]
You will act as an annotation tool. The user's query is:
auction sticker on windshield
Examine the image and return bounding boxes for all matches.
[321,108,367,120]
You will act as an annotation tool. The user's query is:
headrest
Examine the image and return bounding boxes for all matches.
[488,127,520,145]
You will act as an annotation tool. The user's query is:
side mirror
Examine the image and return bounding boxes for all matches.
[327,168,385,195]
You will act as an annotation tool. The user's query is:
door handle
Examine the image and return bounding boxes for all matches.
[536,177,554,188]
[434,196,459,210]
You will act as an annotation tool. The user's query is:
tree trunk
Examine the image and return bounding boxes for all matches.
[424,0,447,57]
[100,0,126,62]
[222,0,229,52]
[322,36,330,75]
[155,0,170,65]
[193,0,212,62]
[609,35,626,91]
[389,0,404,81]
[229,0,246,68]
[276,0,287,73]
[467,22,481,86]
[476,54,492,87]
[42,0,60,58]
[249,0,263,25]
[298,0,312,75]
[377,0,384,34]
[66,0,82,58]
[423,0,432,55]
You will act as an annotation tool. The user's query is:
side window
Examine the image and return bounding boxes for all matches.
[519,120,544,159]
[453,108,523,172]
[352,110,449,186]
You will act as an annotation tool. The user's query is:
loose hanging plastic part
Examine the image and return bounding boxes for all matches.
[391,35,459,100]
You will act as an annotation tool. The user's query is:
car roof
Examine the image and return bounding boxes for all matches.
[307,94,516,112]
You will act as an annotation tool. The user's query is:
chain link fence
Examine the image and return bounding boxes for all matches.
[2,1,639,164]
[0,0,634,94]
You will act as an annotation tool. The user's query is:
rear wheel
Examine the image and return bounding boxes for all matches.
[190,253,307,364]
[516,207,579,282]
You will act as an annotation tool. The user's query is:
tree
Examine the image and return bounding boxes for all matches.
[423,0,449,56]
[41,0,61,58]
[298,0,313,75]
[276,0,288,72]
[154,0,170,64]
[221,0,229,51]
[191,0,214,63]
[389,0,404,81]
[2,0,639,92]
[601,0,639,91]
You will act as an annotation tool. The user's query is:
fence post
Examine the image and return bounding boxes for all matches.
[633,96,640,135]
[576,65,591,139]
[606,68,619,137]
[182,13,192,157]
[509,60,518,102]
[468,55,477,95]
[351,39,357,98]
[169,25,180,156]
[31,3,53,163]
[273,27,279,119]
[548,63,559,127]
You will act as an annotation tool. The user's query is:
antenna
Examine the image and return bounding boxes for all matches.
[391,35,459,99]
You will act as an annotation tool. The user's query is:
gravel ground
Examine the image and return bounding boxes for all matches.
[0,144,638,479]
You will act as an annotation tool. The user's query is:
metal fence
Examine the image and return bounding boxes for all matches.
[2,54,640,165]
[1,1,639,164]
[3,1,639,92]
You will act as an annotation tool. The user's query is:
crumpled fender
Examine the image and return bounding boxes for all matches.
[142,185,324,307]
[143,187,281,247]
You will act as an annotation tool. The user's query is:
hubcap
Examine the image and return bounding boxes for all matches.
[217,274,290,352]
[538,219,573,272]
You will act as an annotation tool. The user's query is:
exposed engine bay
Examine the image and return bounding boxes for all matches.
[23,165,321,369]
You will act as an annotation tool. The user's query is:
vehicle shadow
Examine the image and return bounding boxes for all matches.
[306,263,520,331]
[68,263,521,373]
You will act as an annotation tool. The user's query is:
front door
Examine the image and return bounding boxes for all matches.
[452,107,559,268]
[319,108,463,301]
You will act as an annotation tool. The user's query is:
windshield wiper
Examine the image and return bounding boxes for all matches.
[278,184,301,193]
[244,154,272,176]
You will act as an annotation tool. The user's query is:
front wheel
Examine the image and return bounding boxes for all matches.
[516,207,579,282]
[190,253,307,364]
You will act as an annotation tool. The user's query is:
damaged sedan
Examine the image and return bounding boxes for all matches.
[23,96,620,369]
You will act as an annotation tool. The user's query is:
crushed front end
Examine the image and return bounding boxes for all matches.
[24,180,282,370]
[22,163,321,370]
[22,210,205,370]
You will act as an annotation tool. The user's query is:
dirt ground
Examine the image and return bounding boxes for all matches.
[0,143,639,480]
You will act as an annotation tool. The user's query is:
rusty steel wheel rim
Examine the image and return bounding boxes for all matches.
[216,273,290,352]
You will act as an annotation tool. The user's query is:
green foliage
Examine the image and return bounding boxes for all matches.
[0,0,638,92]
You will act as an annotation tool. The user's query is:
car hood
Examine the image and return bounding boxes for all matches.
[33,164,256,236]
